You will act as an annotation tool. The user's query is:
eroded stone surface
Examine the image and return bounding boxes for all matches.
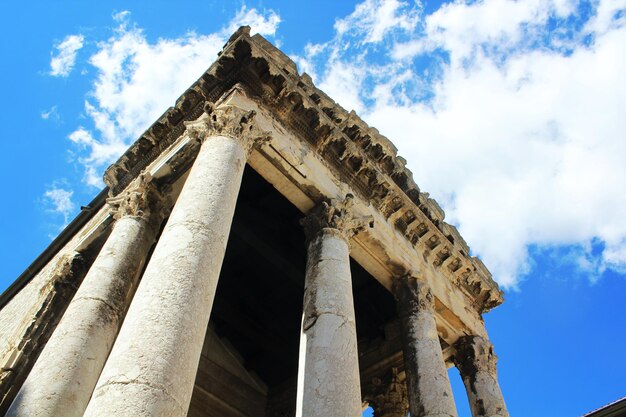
[298,197,369,417]
[6,174,168,417]
[83,105,269,417]
[394,275,458,417]
[454,336,509,417]
[101,27,503,314]
[300,193,373,244]
[0,29,512,417]
[363,367,409,417]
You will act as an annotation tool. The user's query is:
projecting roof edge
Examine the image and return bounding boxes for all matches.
[102,26,503,312]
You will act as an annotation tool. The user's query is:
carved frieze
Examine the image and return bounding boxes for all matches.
[101,25,503,314]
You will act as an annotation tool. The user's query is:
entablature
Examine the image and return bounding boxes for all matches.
[102,26,503,316]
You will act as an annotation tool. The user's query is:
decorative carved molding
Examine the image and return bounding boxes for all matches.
[364,368,408,417]
[101,26,503,314]
[393,274,435,317]
[184,103,271,155]
[300,194,374,243]
[454,335,498,378]
[106,172,170,229]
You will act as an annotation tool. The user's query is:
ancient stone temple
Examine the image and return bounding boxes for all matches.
[0,27,508,417]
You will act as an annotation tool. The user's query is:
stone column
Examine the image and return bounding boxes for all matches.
[364,368,409,417]
[6,173,168,417]
[297,194,372,417]
[394,275,457,417]
[454,336,509,417]
[83,105,269,417]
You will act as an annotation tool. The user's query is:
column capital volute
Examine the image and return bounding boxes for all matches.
[393,274,434,316]
[300,194,374,244]
[184,103,271,155]
[454,335,498,377]
[106,172,171,228]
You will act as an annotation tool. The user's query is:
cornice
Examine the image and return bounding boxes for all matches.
[102,26,503,313]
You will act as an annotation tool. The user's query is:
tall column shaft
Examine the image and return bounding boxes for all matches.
[7,174,166,417]
[454,336,509,417]
[298,195,372,417]
[395,275,457,417]
[83,105,269,417]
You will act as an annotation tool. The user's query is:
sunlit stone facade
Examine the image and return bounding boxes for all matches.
[0,27,507,417]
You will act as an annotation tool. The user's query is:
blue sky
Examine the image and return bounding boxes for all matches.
[0,1,624,415]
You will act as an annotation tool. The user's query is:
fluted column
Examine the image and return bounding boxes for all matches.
[394,275,457,417]
[297,195,372,417]
[7,173,168,417]
[364,368,409,417]
[83,104,270,417]
[454,336,509,417]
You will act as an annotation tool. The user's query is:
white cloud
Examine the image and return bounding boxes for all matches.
[300,0,626,288]
[225,5,281,37]
[50,34,84,77]
[334,0,419,43]
[66,7,280,188]
[40,105,60,122]
[55,1,626,289]
[43,185,76,228]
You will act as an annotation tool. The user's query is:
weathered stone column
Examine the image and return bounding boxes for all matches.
[6,173,168,417]
[394,275,457,417]
[364,368,409,417]
[297,195,372,417]
[82,104,269,417]
[454,336,509,417]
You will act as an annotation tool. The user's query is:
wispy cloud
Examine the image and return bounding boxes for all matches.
[50,34,84,77]
[51,1,626,288]
[298,0,626,288]
[43,184,76,229]
[334,0,419,44]
[225,5,281,37]
[65,7,281,187]
[40,105,60,123]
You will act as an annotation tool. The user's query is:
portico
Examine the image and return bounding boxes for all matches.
[0,27,508,417]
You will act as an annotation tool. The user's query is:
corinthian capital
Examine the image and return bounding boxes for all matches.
[107,172,170,227]
[393,274,434,316]
[454,335,498,377]
[184,103,271,154]
[300,194,374,243]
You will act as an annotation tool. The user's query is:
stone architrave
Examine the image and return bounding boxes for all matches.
[7,173,169,417]
[298,194,373,417]
[394,275,458,417]
[82,104,270,417]
[454,335,509,417]
[365,367,409,417]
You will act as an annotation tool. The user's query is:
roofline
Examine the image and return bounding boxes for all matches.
[582,397,626,417]
[1,26,504,313]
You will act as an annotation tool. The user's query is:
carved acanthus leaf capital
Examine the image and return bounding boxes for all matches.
[300,194,374,242]
[454,335,498,377]
[184,103,271,154]
[107,172,171,227]
[393,274,434,316]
